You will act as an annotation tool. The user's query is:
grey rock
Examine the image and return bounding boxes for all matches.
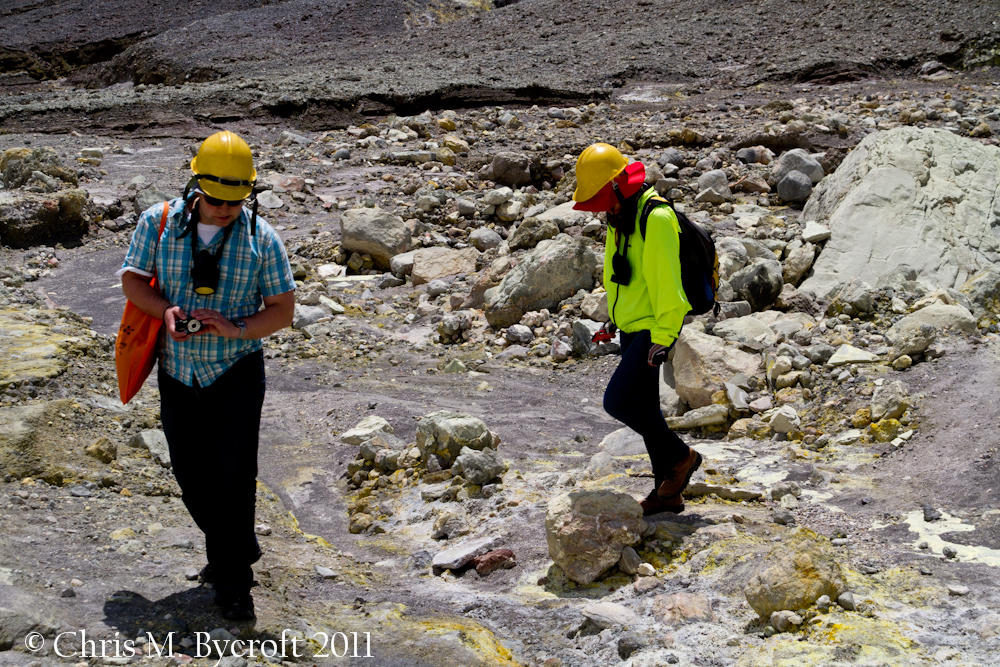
[776,170,813,203]
[470,227,502,251]
[485,234,598,328]
[837,591,857,611]
[293,303,327,329]
[340,207,412,269]
[256,189,283,209]
[772,148,825,184]
[729,259,784,311]
[508,216,559,251]
[886,303,977,355]
[697,169,732,199]
[416,410,496,466]
[505,324,534,344]
[800,128,1000,299]
[618,546,642,575]
[491,152,532,187]
[452,446,507,485]
[128,429,171,468]
[546,489,646,585]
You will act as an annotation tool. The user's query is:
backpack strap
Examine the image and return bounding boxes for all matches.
[639,192,671,239]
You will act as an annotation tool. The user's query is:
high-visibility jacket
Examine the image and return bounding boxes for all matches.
[603,188,690,346]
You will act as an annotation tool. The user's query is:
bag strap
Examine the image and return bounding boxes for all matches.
[150,202,169,282]
[639,193,671,239]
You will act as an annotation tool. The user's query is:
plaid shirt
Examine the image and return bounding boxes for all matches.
[123,198,295,387]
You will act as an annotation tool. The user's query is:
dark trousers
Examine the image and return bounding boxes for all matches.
[603,330,689,486]
[159,351,265,600]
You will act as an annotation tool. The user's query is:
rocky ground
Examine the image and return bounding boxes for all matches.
[2,1,1000,666]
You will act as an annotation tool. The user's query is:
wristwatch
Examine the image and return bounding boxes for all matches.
[232,318,247,339]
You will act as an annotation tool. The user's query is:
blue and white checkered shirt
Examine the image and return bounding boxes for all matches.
[122,198,295,387]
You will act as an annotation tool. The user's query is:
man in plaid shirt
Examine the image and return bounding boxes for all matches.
[119,131,295,621]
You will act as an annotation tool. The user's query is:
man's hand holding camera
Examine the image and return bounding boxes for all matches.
[163,305,200,341]
[163,306,244,340]
[190,308,246,339]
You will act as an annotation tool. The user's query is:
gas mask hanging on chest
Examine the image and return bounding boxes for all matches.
[608,182,640,285]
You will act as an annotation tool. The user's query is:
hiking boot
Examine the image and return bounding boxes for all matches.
[640,488,685,516]
[198,563,216,585]
[216,593,255,621]
[656,448,702,499]
[197,544,262,586]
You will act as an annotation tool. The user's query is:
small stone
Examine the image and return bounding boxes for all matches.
[315,565,337,579]
[472,549,516,576]
[769,609,803,632]
[84,437,117,464]
[184,568,200,581]
[618,546,641,575]
[922,505,942,522]
[772,510,796,525]
[637,563,656,577]
[60,587,76,597]
[837,592,856,611]
[943,546,958,559]
[815,595,831,610]
[617,632,645,660]
[948,584,970,596]
[255,523,272,536]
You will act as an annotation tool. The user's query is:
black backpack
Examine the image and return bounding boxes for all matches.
[639,194,720,316]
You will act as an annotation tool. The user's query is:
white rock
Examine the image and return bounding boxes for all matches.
[826,344,878,366]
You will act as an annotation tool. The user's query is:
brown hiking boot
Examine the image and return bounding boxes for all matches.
[656,448,702,499]
[640,489,685,516]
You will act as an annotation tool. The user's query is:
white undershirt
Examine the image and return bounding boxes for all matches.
[116,223,223,279]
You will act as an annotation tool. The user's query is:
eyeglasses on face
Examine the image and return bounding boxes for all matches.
[200,193,246,207]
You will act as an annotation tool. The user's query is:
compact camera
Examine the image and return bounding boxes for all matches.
[175,317,203,334]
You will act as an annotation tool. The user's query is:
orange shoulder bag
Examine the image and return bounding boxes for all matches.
[115,202,169,404]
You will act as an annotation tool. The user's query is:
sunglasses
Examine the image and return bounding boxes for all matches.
[201,193,246,207]
[194,174,255,207]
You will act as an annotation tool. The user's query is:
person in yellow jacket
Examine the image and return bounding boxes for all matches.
[572,143,702,515]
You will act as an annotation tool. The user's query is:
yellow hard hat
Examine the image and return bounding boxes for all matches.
[190,131,257,201]
[572,143,628,203]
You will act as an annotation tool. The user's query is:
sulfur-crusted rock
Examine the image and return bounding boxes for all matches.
[744,528,847,618]
[545,489,646,585]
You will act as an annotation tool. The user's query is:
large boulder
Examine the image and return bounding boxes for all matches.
[672,328,763,408]
[800,128,1000,300]
[0,147,77,189]
[545,489,646,585]
[0,189,89,248]
[415,411,497,468]
[744,528,847,618]
[339,207,411,268]
[484,234,598,328]
[886,303,977,355]
[411,247,479,285]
